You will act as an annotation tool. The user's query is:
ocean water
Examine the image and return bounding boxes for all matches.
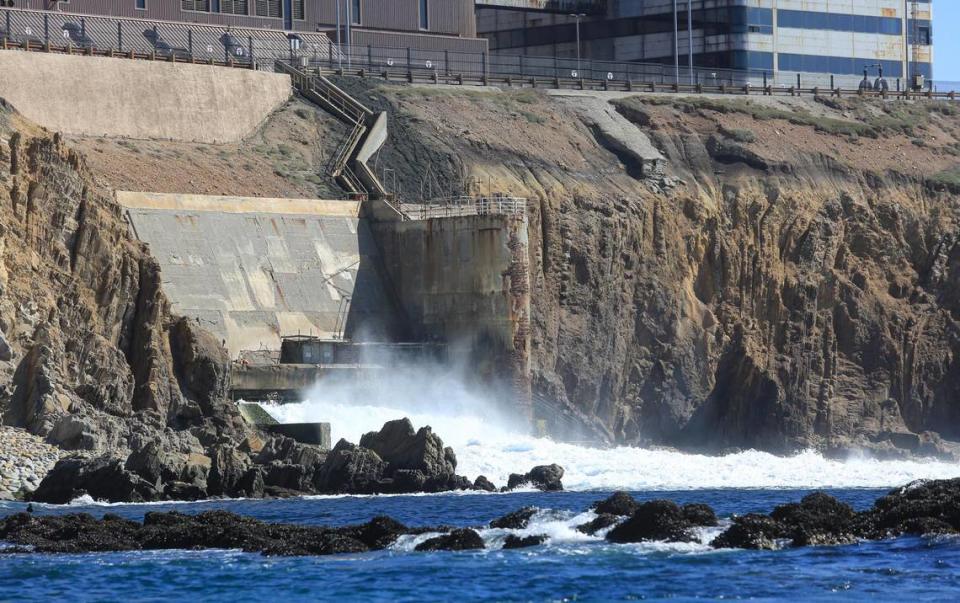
[3,489,960,602]
[4,369,960,602]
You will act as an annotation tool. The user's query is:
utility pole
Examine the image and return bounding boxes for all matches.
[345,0,352,69]
[570,13,586,76]
[336,0,342,69]
[673,0,680,85]
[687,0,694,84]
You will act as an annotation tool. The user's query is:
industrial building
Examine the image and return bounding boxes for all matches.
[477,0,935,87]
[7,0,487,52]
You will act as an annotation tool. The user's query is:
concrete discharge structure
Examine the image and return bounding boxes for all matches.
[370,212,533,419]
[0,51,291,142]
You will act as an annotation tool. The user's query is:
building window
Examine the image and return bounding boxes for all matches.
[135,0,146,9]
[351,0,361,25]
[419,0,429,30]
[255,0,281,18]
[182,0,211,12]
[292,0,304,21]
[220,0,247,15]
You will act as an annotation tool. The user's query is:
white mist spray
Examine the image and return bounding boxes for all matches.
[264,356,960,491]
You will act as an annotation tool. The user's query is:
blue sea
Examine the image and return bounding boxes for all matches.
[3,488,960,602]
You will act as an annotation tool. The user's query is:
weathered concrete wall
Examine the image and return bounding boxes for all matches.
[372,214,532,417]
[119,192,399,357]
[0,51,290,142]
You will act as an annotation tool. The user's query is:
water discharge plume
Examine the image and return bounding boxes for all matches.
[266,360,960,492]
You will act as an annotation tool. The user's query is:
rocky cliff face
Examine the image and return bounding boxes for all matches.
[366,87,960,457]
[0,101,250,494]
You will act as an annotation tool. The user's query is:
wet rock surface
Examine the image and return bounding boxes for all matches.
[30,419,535,502]
[506,464,564,492]
[490,507,538,530]
[414,528,485,552]
[606,499,698,544]
[503,534,547,549]
[6,479,960,556]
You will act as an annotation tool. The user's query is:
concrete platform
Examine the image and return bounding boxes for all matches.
[119,191,398,357]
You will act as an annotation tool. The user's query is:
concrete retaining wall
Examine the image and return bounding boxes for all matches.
[120,191,398,357]
[0,50,291,142]
[371,214,532,417]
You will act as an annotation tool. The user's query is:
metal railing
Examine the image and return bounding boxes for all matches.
[1,6,955,99]
[401,196,527,220]
[475,0,607,14]
[0,7,334,68]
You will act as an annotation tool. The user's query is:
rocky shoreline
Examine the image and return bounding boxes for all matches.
[3,479,960,556]
[27,418,565,504]
[0,427,66,500]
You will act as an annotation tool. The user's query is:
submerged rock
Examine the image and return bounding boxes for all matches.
[592,491,639,516]
[415,528,485,552]
[710,514,786,550]
[682,503,718,527]
[503,534,547,549]
[606,500,697,544]
[490,507,538,530]
[576,513,621,535]
[0,510,410,556]
[506,464,564,491]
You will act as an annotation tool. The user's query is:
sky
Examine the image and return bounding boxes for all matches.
[935,2,959,82]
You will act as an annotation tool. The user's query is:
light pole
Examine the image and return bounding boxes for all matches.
[687,0,694,84]
[570,13,585,76]
[673,0,679,85]
[335,0,342,69]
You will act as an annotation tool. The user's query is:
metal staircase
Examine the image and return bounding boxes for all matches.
[276,60,386,199]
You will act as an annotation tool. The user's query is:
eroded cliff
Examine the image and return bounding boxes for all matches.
[345,85,960,458]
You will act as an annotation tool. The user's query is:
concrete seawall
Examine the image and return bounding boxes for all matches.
[0,51,290,142]
[119,191,398,356]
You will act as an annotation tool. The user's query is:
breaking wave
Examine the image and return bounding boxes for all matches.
[264,365,960,492]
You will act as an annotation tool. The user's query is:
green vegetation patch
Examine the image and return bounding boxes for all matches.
[928,166,960,192]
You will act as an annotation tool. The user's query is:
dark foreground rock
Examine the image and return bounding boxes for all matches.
[31,418,517,503]
[593,491,640,516]
[6,479,960,557]
[0,511,409,556]
[490,507,538,530]
[414,528,485,551]
[606,500,698,543]
[506,464,564,491]
[711,480,960,550]
[503,534,547,549]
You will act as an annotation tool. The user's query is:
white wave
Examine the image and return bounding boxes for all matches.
[265,363,960,492]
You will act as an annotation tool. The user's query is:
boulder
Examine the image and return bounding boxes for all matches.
[359,418,457,478]
[593,491,639,516]
[490,507,537,530]
[503,534,547,549]
[474,475,497,492]
[576,513,621,535]
[506,464,564,491]
[770,492,858,546]
[313,439,387,494]
[415,528,485,552]
[606,500,696,543]
[682,503,718,527]
[710,514,786,550]
[207,444,252,497]
[31,455,161,504]
[125,440,185,487]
